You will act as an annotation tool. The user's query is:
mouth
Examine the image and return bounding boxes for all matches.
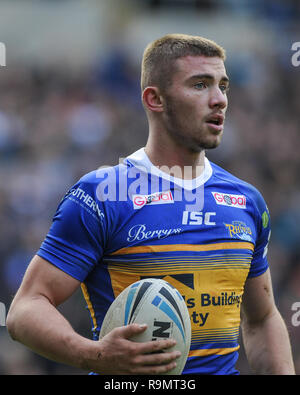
[205,114,224,132]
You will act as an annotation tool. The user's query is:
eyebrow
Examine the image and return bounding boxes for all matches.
[189,73,230,83]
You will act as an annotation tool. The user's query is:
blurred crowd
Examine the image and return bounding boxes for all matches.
[0,1,300,375]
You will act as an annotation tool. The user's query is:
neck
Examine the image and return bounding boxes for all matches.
[145,129,206,180]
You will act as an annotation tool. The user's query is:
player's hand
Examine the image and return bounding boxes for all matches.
[84,323,181,374]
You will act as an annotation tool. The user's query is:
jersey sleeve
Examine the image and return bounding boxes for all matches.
[37,172,107,282]
[247,187,271,278]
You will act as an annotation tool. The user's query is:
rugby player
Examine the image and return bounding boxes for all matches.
[7,34,295,375]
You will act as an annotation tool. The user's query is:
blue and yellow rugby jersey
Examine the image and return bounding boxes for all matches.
[37,148,271,375]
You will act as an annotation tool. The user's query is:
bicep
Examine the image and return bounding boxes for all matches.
[12,255,81,308]
[241,268,277,325]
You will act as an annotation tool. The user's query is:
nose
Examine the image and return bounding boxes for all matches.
[209,87,228,110]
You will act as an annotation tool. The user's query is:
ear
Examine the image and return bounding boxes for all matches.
[142,86,164,113]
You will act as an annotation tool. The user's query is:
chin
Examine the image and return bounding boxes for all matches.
[193,137,221,151]
[185,141,219,153]
[203,140,221,150]
[202,134,223,150]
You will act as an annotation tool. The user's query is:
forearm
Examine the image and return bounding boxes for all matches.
[7,296,180,375]
[6,296,96,371]
[6,255,180,375]
[241,308,295,375]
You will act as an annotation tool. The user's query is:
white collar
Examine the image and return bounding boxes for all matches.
[125,148,213,191]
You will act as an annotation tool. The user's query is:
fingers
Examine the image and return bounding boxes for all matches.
[100,324,181,374]
[137,336,176,354]
[135,349,181,366]
[117,324,177,351]
[117,323,148,338]
[114,323,178,355]
[131,359,178,375]
[124,348,181,375]
[133,341,181,375]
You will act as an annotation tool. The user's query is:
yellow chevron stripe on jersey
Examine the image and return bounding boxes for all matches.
[108,265,250,275]
[110,241,254,255]
[105,251,252,277]
[191,327,240,344]
[105,255,251,274]
[81,283,97,331]
[188,346,240,357]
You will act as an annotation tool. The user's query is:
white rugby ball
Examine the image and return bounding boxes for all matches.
[99,278,191,375]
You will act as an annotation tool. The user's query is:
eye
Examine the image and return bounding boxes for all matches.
[220,84,229,93]
[194,81,206,90]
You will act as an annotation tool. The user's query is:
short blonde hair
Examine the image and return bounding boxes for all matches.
[141,33,226,93]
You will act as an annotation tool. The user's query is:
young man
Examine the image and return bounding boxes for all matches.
[7,34,295,375]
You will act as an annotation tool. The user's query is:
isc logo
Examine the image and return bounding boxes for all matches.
[152,320,171,340]
[182,211,216,225]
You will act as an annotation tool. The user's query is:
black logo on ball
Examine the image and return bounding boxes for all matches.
[152,321,171,339]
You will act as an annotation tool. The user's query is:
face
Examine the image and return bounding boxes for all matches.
[161,56,229,152]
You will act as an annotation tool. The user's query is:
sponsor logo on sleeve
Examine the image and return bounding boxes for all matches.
[212,192,246,209]
[224,220,252,241]
[66,187,105,221]
[261,211,269,228]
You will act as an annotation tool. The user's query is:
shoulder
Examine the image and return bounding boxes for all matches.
[78,166,117,184]
[210,161,269,217]
[73,163,134,208]
[79,163,129,183]
[74,164,127,193]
